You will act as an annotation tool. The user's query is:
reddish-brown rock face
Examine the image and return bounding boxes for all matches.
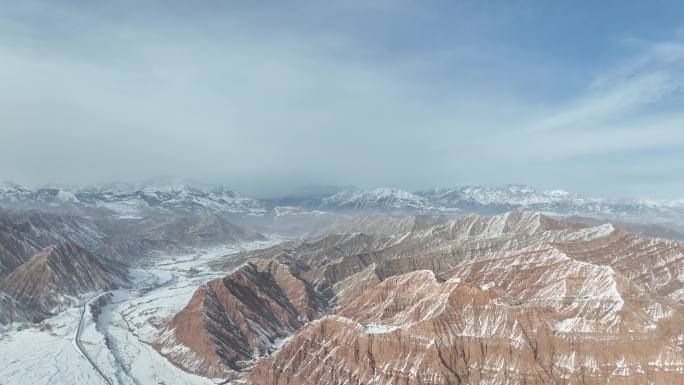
[159,259,329,378]
[164,212,684,384]
[250,275,683,385]
[0,241,127,320]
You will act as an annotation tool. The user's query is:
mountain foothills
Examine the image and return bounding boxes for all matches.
[0,180,683,385]
[160,211,684,385]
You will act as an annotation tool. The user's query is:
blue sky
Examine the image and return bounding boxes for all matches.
[1,1,683,198]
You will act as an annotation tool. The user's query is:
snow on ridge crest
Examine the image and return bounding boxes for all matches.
[321,187,434,211]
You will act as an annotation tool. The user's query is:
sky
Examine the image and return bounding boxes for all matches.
[1,1,684,199]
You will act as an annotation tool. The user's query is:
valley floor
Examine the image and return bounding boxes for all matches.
[0,238,285,385]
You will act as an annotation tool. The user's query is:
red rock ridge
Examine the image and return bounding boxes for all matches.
[162,211,684,384]
[159,259,328,377]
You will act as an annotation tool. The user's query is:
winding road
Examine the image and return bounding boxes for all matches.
[74,293,115,385]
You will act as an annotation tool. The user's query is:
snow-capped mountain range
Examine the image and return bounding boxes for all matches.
[416,185,684,218]
[2,180,684,221]
[0,180,267,218]
[281,184,684,221]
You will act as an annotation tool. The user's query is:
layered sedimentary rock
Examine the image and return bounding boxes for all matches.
[0,242,128,320]
[159,259,328,378]
[247,246,684,385]
[163,211,684,384]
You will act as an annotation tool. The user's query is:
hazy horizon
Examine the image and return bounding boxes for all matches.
[2,175,680,202]
[2,1,684,199]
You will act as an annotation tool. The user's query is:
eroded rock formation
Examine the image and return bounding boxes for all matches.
[163,211,684,384]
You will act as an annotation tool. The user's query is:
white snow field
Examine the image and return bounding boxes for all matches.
[0,238,284,385]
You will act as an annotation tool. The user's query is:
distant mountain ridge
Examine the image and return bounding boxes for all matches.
[3,181,684,222]
[416,184,684,221]
[0,180,267,217]
[281,184,684,221]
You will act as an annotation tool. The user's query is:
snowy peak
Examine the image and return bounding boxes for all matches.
[320,187,436,212]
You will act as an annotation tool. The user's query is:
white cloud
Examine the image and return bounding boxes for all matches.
[0,1,683,198]
[533,71,679,131]
[531,40,684,132]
